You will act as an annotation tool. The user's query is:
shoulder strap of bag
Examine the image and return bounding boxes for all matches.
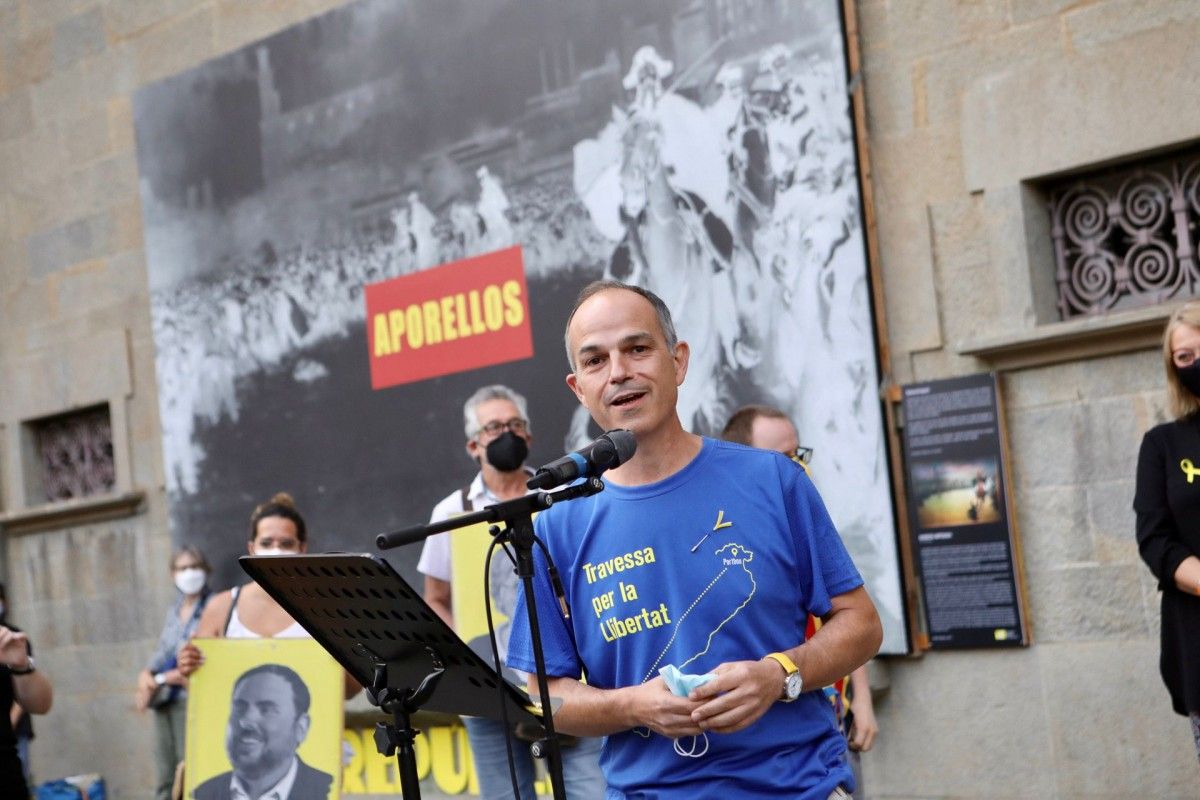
[222,585,241,636]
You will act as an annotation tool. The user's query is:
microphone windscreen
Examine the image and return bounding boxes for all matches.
[606,429,637,466]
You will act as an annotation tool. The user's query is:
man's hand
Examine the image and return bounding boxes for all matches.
[625,677,704,738]
[523,675,707,739]
[176,641,204,676]
[687,658,780,734]
[0,627,31,671]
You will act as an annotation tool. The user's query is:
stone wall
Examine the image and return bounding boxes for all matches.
[0,2,347,796]
[857,0,1200,796]
[0,0,1197,797]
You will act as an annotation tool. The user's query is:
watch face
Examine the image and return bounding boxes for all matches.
[784,672,803,700]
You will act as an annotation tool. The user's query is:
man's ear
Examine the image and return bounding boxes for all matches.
[673,340,690,386]
[565,372,585,405]
[295,713,311,746]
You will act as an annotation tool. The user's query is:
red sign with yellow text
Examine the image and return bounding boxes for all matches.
[365,246,533,389]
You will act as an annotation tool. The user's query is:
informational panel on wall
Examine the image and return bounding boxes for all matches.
[900,374,1028,649]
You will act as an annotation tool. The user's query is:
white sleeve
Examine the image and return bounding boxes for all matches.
[416,532,452,582]
[416,490,461,582]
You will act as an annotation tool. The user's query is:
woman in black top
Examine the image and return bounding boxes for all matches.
[1135,301,1200,763]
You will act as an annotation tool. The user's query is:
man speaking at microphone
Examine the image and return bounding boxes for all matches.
[507,282,881,799]
[417,384,603,800]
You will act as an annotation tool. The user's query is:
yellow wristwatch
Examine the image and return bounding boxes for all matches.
[764,652,802,702]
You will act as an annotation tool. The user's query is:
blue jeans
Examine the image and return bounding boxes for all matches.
[464,716,605,800]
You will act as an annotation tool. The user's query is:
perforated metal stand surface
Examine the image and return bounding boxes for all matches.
[239,553,541,724]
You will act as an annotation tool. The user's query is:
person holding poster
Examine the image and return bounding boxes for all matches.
[507,281,880,799]
[720,405,879,789]
[417,384,604,800]
[1135,301,1200,763]
[177,494,359,699]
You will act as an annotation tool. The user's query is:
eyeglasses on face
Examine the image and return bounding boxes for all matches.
[477,417,529,437]
[789,446,814,466]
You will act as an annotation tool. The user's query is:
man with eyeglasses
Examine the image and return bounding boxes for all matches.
[720,405,814,475]
[417,384,604,800]
[720,404,879,789]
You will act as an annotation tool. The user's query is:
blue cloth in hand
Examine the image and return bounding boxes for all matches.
[659,664,716,697]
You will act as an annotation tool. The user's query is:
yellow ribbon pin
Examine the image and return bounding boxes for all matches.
[1181,459,1200,484]
[691,510,733,553]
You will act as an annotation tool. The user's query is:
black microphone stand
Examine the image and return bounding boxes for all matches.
[376,476,605,800]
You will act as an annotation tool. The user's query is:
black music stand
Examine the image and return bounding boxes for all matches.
[374,476,606,800]
[240,553,544,800]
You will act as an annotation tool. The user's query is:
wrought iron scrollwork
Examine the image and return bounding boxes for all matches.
[35,407,116,502]
[1049,159,1200,318]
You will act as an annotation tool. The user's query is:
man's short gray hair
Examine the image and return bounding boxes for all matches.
[462,384,530,439]
[563,280,679,371]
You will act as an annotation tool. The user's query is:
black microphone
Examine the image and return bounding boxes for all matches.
[526,429,637,490]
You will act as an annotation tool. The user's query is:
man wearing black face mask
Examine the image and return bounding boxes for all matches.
[416,384,604,800]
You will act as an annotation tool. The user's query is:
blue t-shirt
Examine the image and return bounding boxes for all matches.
[508,438,863,799]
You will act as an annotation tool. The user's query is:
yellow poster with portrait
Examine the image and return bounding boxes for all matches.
[448,517,538,684]
[185,638,344,800]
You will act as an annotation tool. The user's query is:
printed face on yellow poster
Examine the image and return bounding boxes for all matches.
[186,639,344,800]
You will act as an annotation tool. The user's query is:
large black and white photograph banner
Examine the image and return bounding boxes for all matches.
[134,0,907,653]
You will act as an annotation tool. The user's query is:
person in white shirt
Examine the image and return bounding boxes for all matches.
[418,385,603,800]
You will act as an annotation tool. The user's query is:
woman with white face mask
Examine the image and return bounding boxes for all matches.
[177,493,359,697]
[136,545,212,800]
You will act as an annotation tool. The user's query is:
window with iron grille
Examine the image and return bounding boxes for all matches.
[28,405,116,503]
[1047,151,1200,320]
